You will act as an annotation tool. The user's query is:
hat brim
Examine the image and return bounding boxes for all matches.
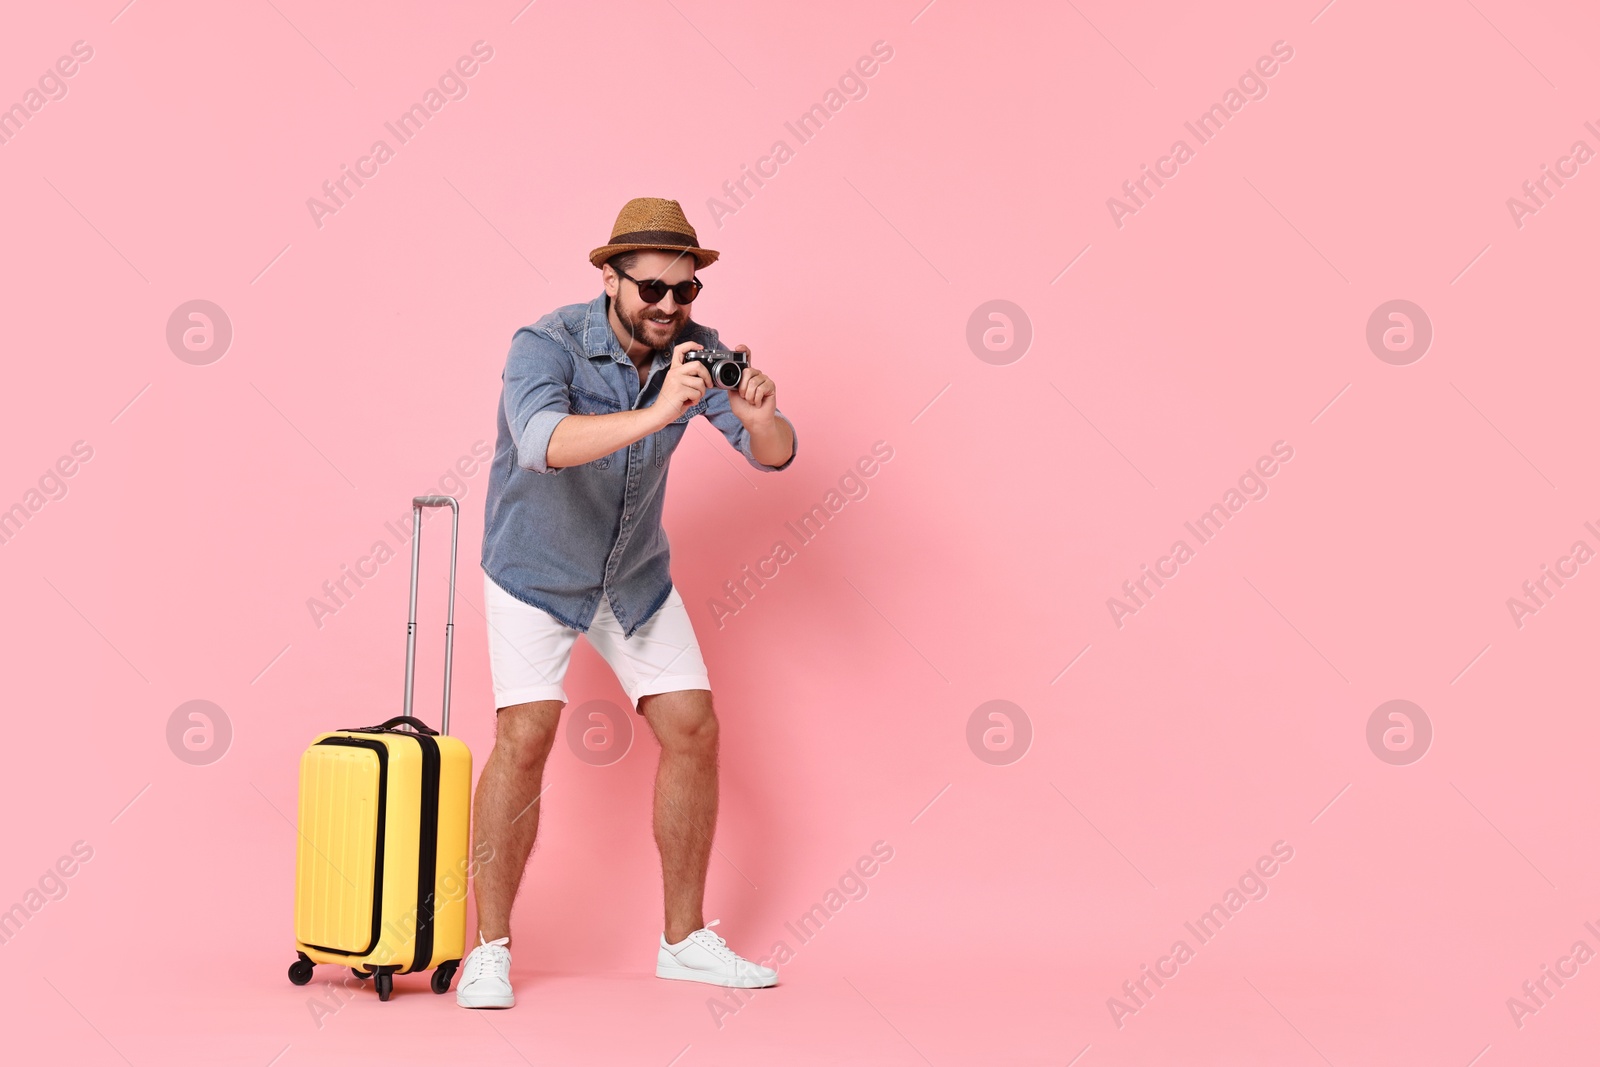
[589,243,719,270]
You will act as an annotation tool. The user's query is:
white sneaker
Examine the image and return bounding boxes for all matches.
[456,934,514,1009]
[656,919,778,988]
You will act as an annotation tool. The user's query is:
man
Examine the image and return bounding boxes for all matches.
[458,197,797,1009]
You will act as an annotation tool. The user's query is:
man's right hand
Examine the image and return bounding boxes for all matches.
[652,341,714,427]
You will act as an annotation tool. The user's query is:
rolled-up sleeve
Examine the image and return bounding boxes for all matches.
[503,327,574,475]
[701,383,797,472]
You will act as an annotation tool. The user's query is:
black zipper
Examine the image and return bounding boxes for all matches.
[410,731,442,973]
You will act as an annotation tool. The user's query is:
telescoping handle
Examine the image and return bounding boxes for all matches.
[404,495,459,736]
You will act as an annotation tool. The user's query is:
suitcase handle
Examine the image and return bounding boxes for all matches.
[337,716,438,735]
[403,495,458,735]
[350,715,440,736]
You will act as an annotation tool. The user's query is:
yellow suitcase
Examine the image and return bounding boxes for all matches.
[286,496,474,1001]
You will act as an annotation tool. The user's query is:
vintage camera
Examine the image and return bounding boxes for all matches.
[683,347,748,388]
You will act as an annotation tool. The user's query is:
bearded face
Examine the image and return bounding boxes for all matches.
[608,252,698,353]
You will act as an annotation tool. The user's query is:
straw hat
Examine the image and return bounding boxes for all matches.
[588,197,719,270]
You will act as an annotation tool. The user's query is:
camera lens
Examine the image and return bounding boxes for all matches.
[716,362,742,387]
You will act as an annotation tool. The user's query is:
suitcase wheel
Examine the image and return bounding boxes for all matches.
[431,960,459,995]
[375,970,394,1001]
[287,955,313,986]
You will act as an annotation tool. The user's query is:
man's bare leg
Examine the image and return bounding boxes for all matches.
[638,688,719,944]
[471,700,563,944]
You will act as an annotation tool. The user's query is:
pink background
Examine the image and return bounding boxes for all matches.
[2,1,1597,1063]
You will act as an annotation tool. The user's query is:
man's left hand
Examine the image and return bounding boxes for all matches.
[727,344,777,426]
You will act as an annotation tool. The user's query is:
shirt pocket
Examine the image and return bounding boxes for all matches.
[570,385,622,415]
[568,386,626,468]
[669,398,710,425]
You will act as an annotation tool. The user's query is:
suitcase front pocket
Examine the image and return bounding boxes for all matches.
[294,739,388,956]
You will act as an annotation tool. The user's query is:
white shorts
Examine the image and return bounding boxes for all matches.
[482,570,712,710]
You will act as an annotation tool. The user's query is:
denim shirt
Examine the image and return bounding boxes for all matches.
[482,290,797,637]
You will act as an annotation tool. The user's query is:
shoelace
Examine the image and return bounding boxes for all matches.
[689,919,739,963]
[464,935,511,980]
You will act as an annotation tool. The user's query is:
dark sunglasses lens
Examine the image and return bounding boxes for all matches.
[632,276,699,304]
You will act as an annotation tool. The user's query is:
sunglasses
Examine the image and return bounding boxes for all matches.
[616,268,703,305]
